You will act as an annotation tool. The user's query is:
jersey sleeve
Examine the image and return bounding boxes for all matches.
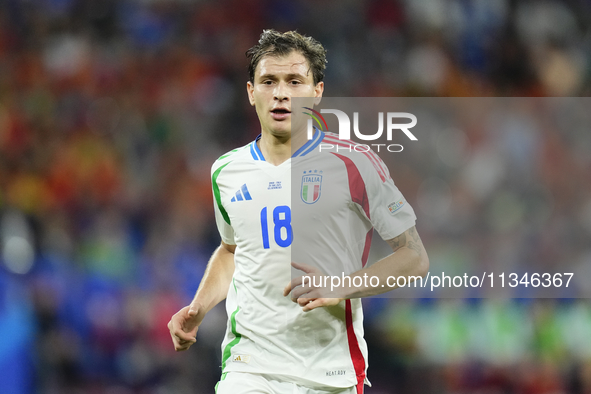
[358,153,416,240]
[211,161,236,245]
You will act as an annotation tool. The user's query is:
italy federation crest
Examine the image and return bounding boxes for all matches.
[301,170,323,204]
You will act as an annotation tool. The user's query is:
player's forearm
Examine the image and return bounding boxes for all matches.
[339,246,429,299]
[192,243,236,313]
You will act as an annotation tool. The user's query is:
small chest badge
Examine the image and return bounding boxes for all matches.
[301,170,323,204]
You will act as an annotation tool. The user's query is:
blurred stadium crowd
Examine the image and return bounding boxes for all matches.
[0,0,591,393]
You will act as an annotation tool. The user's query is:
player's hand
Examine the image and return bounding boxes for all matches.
[283,262,344,312]
[168,302,205,352]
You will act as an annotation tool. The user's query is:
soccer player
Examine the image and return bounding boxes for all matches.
[168,30,429,394]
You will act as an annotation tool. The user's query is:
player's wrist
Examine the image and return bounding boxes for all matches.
[189,299,208,314]
[331,285,351,301]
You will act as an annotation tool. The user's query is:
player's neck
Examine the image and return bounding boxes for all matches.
[258,132,291,166]
[258,128,309,166]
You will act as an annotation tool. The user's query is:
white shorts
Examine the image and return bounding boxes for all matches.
[215,372,363,394]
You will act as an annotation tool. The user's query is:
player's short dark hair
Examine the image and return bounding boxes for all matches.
[246,29,327,85]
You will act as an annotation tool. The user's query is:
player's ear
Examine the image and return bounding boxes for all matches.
[247,81,255,106]
[314,81,324,105]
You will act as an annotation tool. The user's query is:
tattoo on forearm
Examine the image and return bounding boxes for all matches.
[387,232,406,252]
[408,240,422,256]
[408,226,419,242]
[388,226,424,256]
[408,227,424,256]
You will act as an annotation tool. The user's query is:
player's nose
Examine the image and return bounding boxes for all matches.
[273,82,290,101]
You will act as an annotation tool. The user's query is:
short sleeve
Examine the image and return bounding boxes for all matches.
[211,163,236,245]
[359,154,416,240]
[213,197,235,245]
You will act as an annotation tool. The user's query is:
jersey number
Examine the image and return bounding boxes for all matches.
[260,206,292,249]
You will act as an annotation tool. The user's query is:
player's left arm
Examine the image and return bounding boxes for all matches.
[284,225,429,311]
[345,225,429,298]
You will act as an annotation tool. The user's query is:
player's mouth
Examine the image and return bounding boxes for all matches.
[271,108,291,121]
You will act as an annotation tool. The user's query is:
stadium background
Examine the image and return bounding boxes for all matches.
[1,0,591,393]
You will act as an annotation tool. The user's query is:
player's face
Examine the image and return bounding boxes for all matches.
[247,51,323,138]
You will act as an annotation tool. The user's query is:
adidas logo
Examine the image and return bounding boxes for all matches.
[230,184,252,202]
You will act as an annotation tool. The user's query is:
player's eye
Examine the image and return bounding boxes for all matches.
[290,80,301,85]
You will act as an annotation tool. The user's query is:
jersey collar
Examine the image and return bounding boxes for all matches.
[250,127,325,161]
[292,127,325,158]
[250,134,266,161]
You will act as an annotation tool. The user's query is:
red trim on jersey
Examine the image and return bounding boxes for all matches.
[346,300,366,393]
[356,379,364,394]
[324,134,389,182]
[361,229,373,268]
[323,132,385,168]
[331,153,370,219]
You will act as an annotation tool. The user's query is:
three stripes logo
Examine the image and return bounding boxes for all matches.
[230,184,252,202]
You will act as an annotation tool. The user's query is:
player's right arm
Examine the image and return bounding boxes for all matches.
[168,240,236,351]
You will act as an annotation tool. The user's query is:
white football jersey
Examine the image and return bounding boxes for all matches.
[211,130,416,389]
